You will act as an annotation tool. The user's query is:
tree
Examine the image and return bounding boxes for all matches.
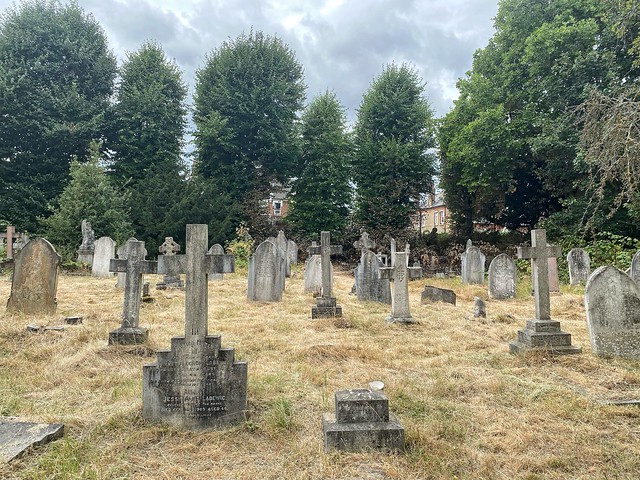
[193,30,306,236]
[44,142,133,259]
[288,92,352,239]
[352,64,436,235]
[0,0,117,232]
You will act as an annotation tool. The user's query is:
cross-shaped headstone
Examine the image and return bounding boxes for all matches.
[353,232,375,261]
[389,238,411,267]
[159,237,181,255]
[517,229,561,321]
[309,231,342,298]
[380,251,422,322]
[109,241,157,344]
[158,224,234,338]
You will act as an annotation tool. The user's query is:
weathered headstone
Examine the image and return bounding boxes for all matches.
[115,238,144,288]
[509,229,581,355]
[567,248,591,286]
[380,251,422,323]
[304,245,331,296]
[585,266,640,359]
[631,251,640,283]
[276,230,291,277]
[309,231,343,318]
[461,240,485,284]
[0,420,64,462]
[354,232,376,261]
[421,285,456,305]
[323,389,404,452]
[474,297,486,318]
[143,224,245,429]
[6,238,61,315]
[109,241,157,345]
[265,238,287,291]
[156,237,184,289]
[355,250,391,304]
[488,253,516,299]
[548,253,560,292]
[91,236,116,278]
[5,225,15,259]
[208,244,225,280]
[247,241,283,302]
[287,239,298,267]
[77,219,95,264]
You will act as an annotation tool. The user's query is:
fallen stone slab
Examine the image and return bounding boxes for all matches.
[0,420,64,462]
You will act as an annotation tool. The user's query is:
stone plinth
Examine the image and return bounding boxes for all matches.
[323,389,404,452]
[312,296,343,318]
[509,320,582,355]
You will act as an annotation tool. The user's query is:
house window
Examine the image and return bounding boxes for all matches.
[273,201,282,216]
[434,212,439,226]
[440,210,445,224]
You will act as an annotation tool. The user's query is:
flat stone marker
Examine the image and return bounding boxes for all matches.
[567,248,590,286]
[488,253,516,299]
[585,266,640,359]
[115,238,144,288]
[6,238,61,315]
[309,231,343,318]
[156,237,184,289]
[248,241,283,302]
[510,229,581,355]
[631,251,640,283]
[323,389,404,452]
[91,236,116,278]
[421,285,457,305]
[355,250,391,304]
[461,240,485,284]
[143,224,245,429]
[0,420,64,462]
[208,244,225,280]
[109,241,157,345]
[380,251,422,323]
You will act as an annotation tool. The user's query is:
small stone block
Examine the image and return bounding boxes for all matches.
[0,421,64,462]
[108,327,148,345]
[312,305,343,318]
[335,389,389,423]
[316,297,337,308]
[323,412,404,452]
[509,340,582,355]
[26,324,40,332]
[517,329,573,347]
[525,320,561,332]
[64,316,83,325]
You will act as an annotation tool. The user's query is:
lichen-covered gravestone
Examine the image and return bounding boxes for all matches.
[585,266,640,359]
[488,253,516,299]
[6,238,61,315]
[355,250,391,304]
[567,248,591,286]
[247,241,283,302]
[143,224,245,429]
[207,244,225,281]
[461,240,485,284]
[91,236,116,278]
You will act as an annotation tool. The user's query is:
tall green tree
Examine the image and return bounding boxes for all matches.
[0,0,117,232]
[193,30,306,237]
[352,64,436,235]
[288,92,352,239]
[108,41,188,254]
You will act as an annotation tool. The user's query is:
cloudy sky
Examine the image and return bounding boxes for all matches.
[0,0,499,122]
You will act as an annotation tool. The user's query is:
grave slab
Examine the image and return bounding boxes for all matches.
[0,420,64,462]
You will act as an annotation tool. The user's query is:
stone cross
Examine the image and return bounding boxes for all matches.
[379,252,422,323]
[517,229,561,321]
[159,237,181,255]
[109,241,157,344]
[309,231,342,299]
[353,232,375,261]
[158,225,235,338]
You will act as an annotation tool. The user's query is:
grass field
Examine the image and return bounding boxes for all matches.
[1,265,639,479]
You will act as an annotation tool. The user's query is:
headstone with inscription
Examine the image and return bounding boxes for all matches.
[585,266,640,359]
[379,251,422,323]
[567,248,590,286]
[91,236,116,278]
[355,250,391,304]
[143,224,245,429]
[115,238,144,288]
[488,253,516,299]
[461,240,485,284]
[6,238,61,315]
[247,241,283,302]
[208,244,225,280]
[156,237,184,289]
[309,231,343,318]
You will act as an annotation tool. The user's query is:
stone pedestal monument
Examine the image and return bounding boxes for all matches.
[76,219,95,265]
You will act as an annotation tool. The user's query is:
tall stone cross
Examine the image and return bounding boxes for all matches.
[517,229,561,321]
[353,232,375,261]
[109,241,157,344]
[380,251,422,323]
[390,237,411,267]
[158,224,235,338]
[309,231,342,299]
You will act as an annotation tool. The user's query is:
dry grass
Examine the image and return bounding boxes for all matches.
[1,266,639,479]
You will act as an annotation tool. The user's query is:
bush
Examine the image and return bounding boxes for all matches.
[225,223,254,271]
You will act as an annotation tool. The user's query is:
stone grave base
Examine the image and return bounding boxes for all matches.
[386,316,415,324]
[109,326,148,345]
[312,297,342,318]
[0,420,64,462]
[509,320,582,355]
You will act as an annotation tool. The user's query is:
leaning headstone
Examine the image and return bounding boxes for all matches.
[91,236,116,278]
[309,231,343,318]
[0,420,64,462]
[509,229,581,355]
[461,240,485,284]
[631,251,640,283]
[143,224,245,429]
[115,238,144,288]
[208,244,225,280]
[247,241,283,302]
[355,250,391,304]
[156,237,184,289]
[421,286,456,306]
[567,248,590,285]
[585,266,640,359]
[380,251,422,323]
[77,219,95,264]
[488,253,516,299]
[6,238,61,315]
[323,389,404,452]
[473,297,486,318]
[109,241,157,345]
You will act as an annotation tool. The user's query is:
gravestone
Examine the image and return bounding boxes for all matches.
[548,254,560,292]
[474,297,486,318]
[304,244,330,296]
[355,250,391,304]
[509,229,581,355]
[380,251,422,323]
[354,232,376,261]
[247,241,283,302]
[287,239,298,267]
[13,233,30,254]
[389,238,411,267]
[421,286,456,305]
[208,244,225,280]
[488,253,516,299]
[77,219,95,264]
[143,224,245,429]
[567,248,591,286]
[91,236,116,278]
[265,238,287,290]
[585,266,640,359]
[115,238,144,288]
[323,389,404,452]
[461,240,485,284]
[6,238,61,315]
[276,230,291,277]
[631,251,640,283]
[156,237,184,289]
[0,420,64,462]
[109,241,157,345]
[309,231,343,318]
